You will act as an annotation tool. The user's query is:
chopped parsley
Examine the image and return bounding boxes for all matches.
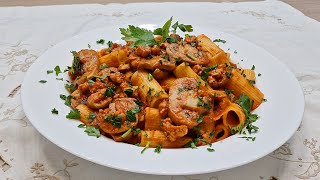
[141,141,151,154]
[213,39,226,43]
[99,64,109,70]
[70,51,81,75]
[197,115,203,123]
[59,94,66,100]
[134,100,143,106]
[126,106,140,122]
[262,98,267,102]
[56,78,63,81]
[88,44,91,48]
[51,108,58,114]
[184,138,198,149]
[248,80,256,85]
[64,95,73,106]
[96,39,105,44]
[132,127,141,136]
[39,80,47,83]
[147,87,154,96]
[107,41,113,48]
[209,131,215,139]
[258,73,261,76]
[200,65,218,81]
[197,97,212,109]
[171,21,193,33]
[234,50,238,54]
[77,124,86,128]
[121,128,132,138]
[66,109,80,119]
[251,65,255,70]
[105,115,122,128]
[238,136,256,141]
[54,66,61,76]
[186,53,196,61]
[47,70,53,74]
[207,148,215,152]
[237,94,259,134]
[84,126,101,138]
[88,112,96,122]
[225,72,232,79]
[225,89,234,95]
[65,83,76,92]
[124,88,133,97]
[154,145,162,154]
[88,80,95,86]
[147,73,153,81]
[104,87,115,97]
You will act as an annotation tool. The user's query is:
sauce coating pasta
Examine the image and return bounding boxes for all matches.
[66,19,264,150]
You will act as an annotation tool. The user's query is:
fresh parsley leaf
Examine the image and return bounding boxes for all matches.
[56,78,63,81]
[65,83,76,92]
[147,73,153,81]
[154,145,162,154]
[200,65,218,81]
[147,87,154,96]
[134,100,143,106]
[51,108,58,114]
[126,106,140,122]
[54,66,61,76]
[237,94,259,134]
[225,89,234,95]
[133,127,141,136]
[66,109,80,119]
[120,25,156,47]
[141,141,151,154]
[105,115,122,128]
[213,39,226,43]
[39,80,47,83]
[100,64,109,70]
[96,39,105,44]
[84,126,101,138]
[207,148,215,152]
[153,17,173,44]
[47,70,53,74]
[184,138,198,149]
[172,21,193,33]
[104,87,115,97]
[60,94,66,100]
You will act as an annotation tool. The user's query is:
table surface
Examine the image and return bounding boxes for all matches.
[0,0,319,21]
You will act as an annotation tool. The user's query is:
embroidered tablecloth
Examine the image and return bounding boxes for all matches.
[0,0,320,179]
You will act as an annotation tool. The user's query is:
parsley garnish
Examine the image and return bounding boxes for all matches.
[248,80,256,85]
[47,70,53,74]
[258,73,261,76]
[51,108,58,114]
[124,88,133,97]
[186,53,196,61]
[200,65,218,81]
[251,65,255,70]
[213,39,226,43]
[104,87,115,97]
[225,89,234,95]
[120,25,156,47]
[141,141,151,154]
[107,41,113,48]
[65,83,76,92]
[96,39,105,44]
[70,51,81,75]
[171,21,193,33]
[60,94,66,100]
[64,95,73,107]
[126,106,140,122]
[78,124,86,128]
[209,131,215,139]
[197,97,212,109]
[234,50,238,54]
[133,127,141,136]
[88,44,91,48]
[184,138,198,149]
[147,87,154,96]
[99,64,109,70]
[88,80,95,86]
[88,112,96,122]
[121,128,132,138]
[84,126,101,138]
[147,73,153,81]
[154,145,162,154]
[54,66,61,76]
[39,80,47,83]
[207,148,215,152]
[225,72,232,79]
[56,78,63,81]
[66,109,80,119]
[238,136,256,141]
[134,100,143,106]
[105,115,122,128]
[237,94,259,134]
[153,17,173,44]
[197,115,203,123]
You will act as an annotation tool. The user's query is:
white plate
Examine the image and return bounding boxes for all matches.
[21,24,304,175]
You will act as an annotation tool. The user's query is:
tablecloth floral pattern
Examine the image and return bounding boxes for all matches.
[0,0,320,179]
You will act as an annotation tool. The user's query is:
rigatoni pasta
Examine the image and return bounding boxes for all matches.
[64,18,264,152]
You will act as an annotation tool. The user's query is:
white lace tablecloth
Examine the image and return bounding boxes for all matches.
[0,0,320,179]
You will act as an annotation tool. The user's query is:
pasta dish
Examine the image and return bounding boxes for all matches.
[64,18,264,152]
